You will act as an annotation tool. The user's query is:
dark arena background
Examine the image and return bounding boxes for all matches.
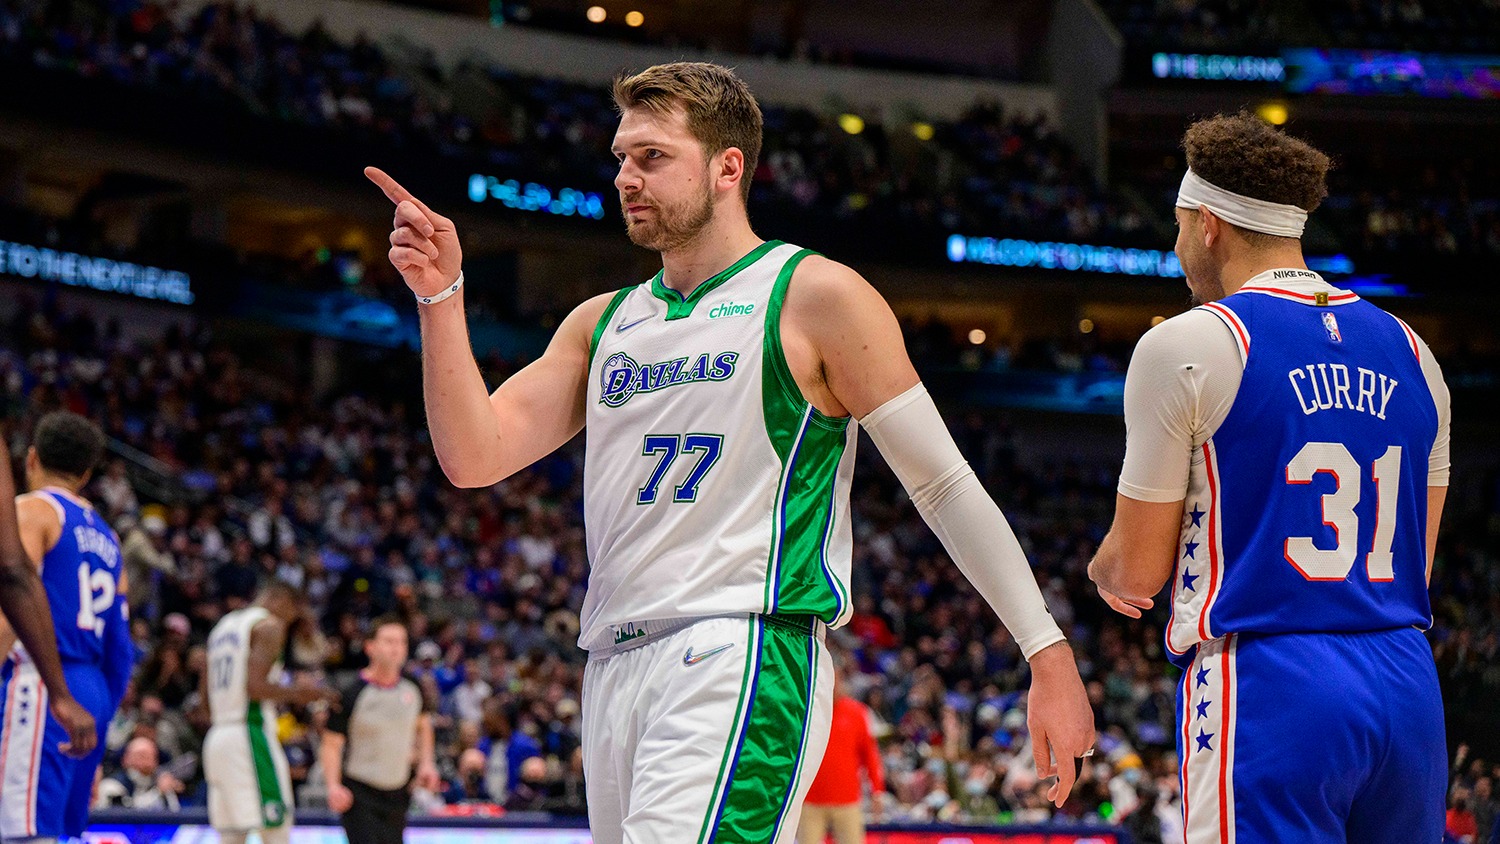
[2,0,1497,842]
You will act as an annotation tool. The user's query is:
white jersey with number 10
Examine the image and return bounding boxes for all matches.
[206,607,278,728]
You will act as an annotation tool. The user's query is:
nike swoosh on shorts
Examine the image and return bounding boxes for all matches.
[683,643,735,666]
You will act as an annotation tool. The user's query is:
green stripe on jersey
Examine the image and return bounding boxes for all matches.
[589,288,634,366]
[701,619,817,842]
[652,241,783,320]
[762,248,850,621]
[246,704,288,828]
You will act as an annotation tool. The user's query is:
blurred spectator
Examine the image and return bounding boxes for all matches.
[1452,788,1480,843]
[1474,777,1499,844]
[799,655,887,843]
[444,748,499,805]
[94,736,185,811]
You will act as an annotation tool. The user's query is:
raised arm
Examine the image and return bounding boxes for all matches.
[781,256,1094,806]
[366,167,609,488]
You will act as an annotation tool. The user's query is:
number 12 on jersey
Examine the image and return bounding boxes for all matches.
[75,562,117,637]
[637,433,724,504]
[1284,442,1403,582]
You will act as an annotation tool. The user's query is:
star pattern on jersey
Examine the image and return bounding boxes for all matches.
[1182,568,1199,592]
[1183,541,1199,559]
[1196,729,1215,752]
[1188,504,1205,528]
[1195,698,1211,719]
[1196,666,1211,688]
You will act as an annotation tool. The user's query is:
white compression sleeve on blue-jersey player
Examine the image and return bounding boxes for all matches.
[861,384,1066,660]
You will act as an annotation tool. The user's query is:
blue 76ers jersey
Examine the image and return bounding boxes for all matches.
[28,489,124,667]
[1166,278,1437,659]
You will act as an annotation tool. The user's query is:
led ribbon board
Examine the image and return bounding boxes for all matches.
[947,234,1355,279]
[1284,48,1500,99]
[1152,52,1286,82]
[468,174,607,219]
[0,239,194,305]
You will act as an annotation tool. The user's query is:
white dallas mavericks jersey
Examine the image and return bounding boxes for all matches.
[580,241,856,651]
[206,607,279,728]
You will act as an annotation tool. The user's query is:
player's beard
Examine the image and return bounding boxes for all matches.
[622,180,715,253]
[1187,273,1226,305]
[1181,248,1226,304]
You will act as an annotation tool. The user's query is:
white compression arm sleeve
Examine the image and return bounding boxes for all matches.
[861,384,1066,660]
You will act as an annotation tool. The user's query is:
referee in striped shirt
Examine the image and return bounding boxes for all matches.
[321,616,439,844]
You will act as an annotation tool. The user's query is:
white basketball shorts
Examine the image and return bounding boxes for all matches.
[582,614,834,844]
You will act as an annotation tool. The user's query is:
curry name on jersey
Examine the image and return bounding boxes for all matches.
[1167,273,1438,659]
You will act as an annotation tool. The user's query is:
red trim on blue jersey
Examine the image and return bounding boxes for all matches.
[1218,636,1233,843]
[1166,556,1186,656]
[1180,660,1193,844]
[1200,302,1250,361]
[0,681,14,804]
[1239,286,1360,304]
[1394,317,1421,363]
[1199,443,1222,641]
[25,684,44,836]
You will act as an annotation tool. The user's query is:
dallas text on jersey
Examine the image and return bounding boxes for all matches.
[599,351,738,408]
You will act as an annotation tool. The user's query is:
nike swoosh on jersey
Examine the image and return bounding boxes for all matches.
[683,643,735,666]
[616,315,651,333]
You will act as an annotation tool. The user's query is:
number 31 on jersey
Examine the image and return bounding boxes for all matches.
[1284,442,1403,582]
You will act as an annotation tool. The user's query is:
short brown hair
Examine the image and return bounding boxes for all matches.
[1183,113,1332,224]
[613,62,763,203]
[369,614,408,638]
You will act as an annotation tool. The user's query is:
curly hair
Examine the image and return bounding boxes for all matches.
[1183,113,1332,213]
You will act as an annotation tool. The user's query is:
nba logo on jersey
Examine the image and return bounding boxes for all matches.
[1321,312,1342,342]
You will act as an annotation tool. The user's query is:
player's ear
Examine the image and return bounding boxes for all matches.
[1199,207,1223,247]
[717,147,745,197]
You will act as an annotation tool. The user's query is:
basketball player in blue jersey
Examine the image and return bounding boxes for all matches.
[1090,114,1451,842]
[0,428,98,806]
[0,412,132,842]
[367,61,1095,843]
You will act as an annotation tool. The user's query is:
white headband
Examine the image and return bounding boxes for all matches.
[1175,169,1308,238]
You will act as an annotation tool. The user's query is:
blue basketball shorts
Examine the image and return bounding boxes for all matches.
[0,662,112,840]
[1176,627,1445,843]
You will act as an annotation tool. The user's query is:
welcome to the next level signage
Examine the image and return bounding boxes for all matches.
[0,238,194,305]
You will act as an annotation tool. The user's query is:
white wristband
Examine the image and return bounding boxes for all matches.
[417,272,464,306]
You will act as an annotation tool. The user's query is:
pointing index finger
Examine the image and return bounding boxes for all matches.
[365,166,447,228]
[365,166,420,206]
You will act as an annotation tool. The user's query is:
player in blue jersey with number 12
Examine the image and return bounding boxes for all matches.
[1090,114,1451,842]
[0,412,133,842]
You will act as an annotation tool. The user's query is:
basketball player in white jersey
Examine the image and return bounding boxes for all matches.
[202,582,334,844]
[367,62,1094,842]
